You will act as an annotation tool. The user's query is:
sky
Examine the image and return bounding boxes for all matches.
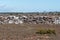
[0,0,60,12]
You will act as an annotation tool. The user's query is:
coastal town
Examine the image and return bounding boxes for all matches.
[0,12,60,40]
[0,13,60,24]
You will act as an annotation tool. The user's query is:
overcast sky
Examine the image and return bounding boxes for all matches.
[0,0,60,12]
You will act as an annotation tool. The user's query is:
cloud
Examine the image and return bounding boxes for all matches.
[0,4,6,8]
[0,3,14,12]
[0,3,21,12]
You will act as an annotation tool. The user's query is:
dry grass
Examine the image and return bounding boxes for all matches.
[0,24,59,40]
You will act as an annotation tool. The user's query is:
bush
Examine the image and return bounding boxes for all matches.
[36,29,56,35]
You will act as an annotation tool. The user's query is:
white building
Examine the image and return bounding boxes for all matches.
[54,19,60,24]
[8,20,14,24]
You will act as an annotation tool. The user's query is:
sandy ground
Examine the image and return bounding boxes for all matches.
[0,24,59,40]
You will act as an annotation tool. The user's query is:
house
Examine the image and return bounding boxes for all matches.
[8,20,14,24]
[54,19,60,24]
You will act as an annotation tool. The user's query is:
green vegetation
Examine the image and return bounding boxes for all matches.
[36,29,56,35]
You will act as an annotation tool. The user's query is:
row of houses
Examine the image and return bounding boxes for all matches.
[0,14,60,24]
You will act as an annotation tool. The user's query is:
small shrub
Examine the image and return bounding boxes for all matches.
[47,29,52,34]
[51,30,56,35]
[36,29,56,35]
